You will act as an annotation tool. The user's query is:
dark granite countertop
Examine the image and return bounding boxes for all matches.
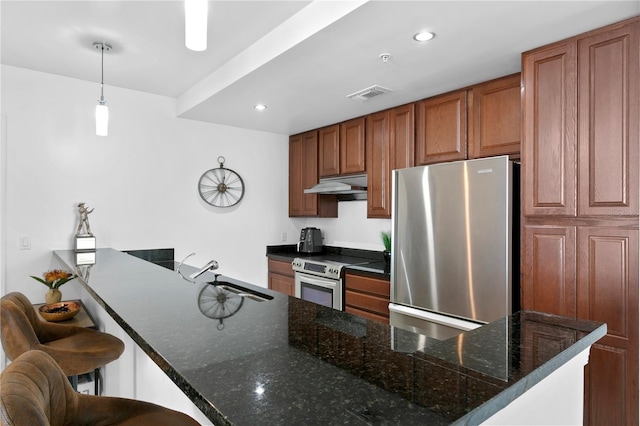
[54,248,606,425]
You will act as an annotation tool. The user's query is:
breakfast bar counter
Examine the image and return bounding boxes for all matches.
[54,248,606,425]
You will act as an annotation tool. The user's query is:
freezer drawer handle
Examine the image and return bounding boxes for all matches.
[388,303,483,331]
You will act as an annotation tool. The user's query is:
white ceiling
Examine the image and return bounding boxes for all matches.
[2,1,639,135]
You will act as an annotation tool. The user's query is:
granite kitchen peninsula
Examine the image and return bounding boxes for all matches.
[54,248,606,425]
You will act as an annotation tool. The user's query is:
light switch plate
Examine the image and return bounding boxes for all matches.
[19,235,30,250]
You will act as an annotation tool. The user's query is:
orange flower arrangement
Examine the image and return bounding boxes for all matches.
[30,269,77,289]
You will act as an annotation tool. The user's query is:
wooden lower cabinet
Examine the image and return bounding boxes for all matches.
[578,226,639,425]
[268,259,294,296]
[523,223,638,424]
[344,272,390,323]
[522,225,577,317]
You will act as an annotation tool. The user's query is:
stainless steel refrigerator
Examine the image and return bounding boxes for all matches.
[389,155,519,341]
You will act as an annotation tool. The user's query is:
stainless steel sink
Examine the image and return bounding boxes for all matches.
[209,281,273,302]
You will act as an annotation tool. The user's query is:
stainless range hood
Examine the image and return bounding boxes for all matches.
[304,174,367,201]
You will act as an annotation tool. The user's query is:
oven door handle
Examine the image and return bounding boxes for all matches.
[294,273,338,289]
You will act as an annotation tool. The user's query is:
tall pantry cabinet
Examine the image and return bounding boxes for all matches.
[522,17,639,425]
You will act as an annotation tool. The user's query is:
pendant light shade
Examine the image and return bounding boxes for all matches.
[185,0,208,51]
[94,42,111,137]
[95,101,109,137]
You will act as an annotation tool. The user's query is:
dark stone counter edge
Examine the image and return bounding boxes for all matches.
[53,252,232,426]
[454,320,607,426]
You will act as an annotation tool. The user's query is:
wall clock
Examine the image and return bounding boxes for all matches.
[198,156,245,208]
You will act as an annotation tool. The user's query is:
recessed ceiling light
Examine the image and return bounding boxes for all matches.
[254,104,267,111]
[413,31,435,42]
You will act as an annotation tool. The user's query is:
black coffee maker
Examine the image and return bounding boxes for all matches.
[298,227,322,253]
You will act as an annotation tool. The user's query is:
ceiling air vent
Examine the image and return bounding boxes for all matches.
[346,85,392,102]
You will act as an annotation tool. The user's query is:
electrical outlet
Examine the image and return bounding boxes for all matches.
[280,232,287,242]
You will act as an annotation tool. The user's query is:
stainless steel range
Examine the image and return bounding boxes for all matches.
[292,256,367,310]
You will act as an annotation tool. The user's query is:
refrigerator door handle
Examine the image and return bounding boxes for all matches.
[388,303,483,332]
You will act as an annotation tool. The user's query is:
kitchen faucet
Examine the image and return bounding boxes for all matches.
[189,259,219,279]
[176,253,219,283]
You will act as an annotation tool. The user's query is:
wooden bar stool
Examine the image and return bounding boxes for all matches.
[0,292,124,393]
[1,350,200,425]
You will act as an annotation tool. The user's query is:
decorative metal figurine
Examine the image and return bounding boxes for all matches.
[74,202,96,257]
[75,202,94,236]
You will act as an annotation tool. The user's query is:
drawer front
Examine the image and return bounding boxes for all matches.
[268,259,294,277]
[344,273,390,297]
[345,290,389,317]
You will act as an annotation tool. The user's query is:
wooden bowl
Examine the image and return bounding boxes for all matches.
[39,301,81,322]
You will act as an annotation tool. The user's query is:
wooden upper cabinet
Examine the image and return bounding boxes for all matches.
[318,125,340,177]
[390,104,415,171]
[289,131,337,217]
[340,117,366,175]
[522,41,578,217]
[415,90,467,165]
[577,21,639,217]
[468,73,522,159]
[366,111,389,219]
[366,104,414,219]
[318,118,366,178]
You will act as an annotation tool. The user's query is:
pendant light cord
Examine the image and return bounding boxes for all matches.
[99,43,105,102]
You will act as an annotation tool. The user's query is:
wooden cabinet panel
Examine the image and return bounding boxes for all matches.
[289,131,337,217]
[319,125,340,177]
[340,117,366,175]
[345,290,389,316]
[269,273,294,296]
[318,119,365,178]
[268,259,295,296]
[268,259,293,277]
[390,104,415,171]
[522,42,577,217]
[345,273,390,297]
[522,225,577,317]
[366,111,390,219]
[577,227,638,338]
[300,132,320,215]
[469,73,521,159]
[344,273,390,323]
[415,91,467,165]
[585,343,629,426]
[578,22,639,216]
[577,226,638,425]
[366,104,414,219]
[289,134,305,216]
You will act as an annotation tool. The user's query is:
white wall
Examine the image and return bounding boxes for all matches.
[292,200,391,251]
[1,65,296,303]
[1,65,391,306]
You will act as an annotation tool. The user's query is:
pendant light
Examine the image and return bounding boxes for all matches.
[93,42,111,137]
[185,0,208,51]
